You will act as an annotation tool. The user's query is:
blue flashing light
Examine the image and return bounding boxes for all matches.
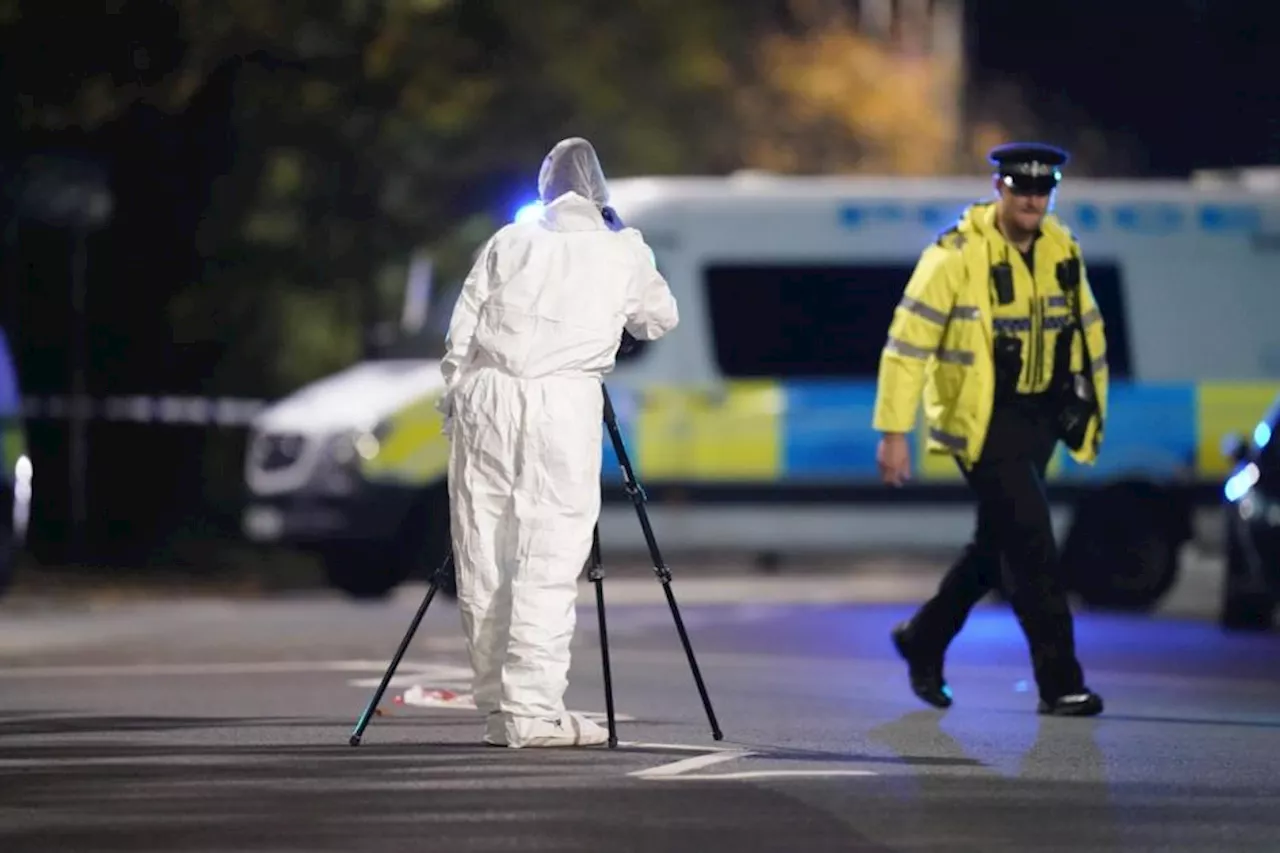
[1254,421,1272,450]
[1224,463,1260,503]
[514,201,543,223]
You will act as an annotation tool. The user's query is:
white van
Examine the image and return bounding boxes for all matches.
[242,170,1280,606]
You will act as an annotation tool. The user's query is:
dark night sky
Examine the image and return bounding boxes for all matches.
[967,0,1279,175]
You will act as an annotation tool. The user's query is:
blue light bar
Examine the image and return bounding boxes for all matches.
[514,201,542,223]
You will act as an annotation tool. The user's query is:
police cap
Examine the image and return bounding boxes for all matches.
[988,142,1068,195]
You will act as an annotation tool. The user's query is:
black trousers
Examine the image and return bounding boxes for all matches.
[910,394,1086,701]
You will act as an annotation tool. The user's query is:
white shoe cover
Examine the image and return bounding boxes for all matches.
[504,711,609,748]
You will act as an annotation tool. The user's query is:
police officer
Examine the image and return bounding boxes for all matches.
[873,142,1108,717]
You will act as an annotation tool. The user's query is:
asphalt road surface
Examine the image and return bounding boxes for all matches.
[1,571,1278,852]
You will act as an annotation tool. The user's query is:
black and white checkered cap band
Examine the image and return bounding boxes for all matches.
[1002,161,1060,177]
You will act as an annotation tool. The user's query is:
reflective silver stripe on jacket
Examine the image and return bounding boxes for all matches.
[1090,354,1107,374]
[885,338,974,365]
[884,337,934,359]
[1047,295,1068,308]
[929,428,967,451]
[900,298,981,324]
[1082,308,1101,327]
[936,349,975,366]
[900,297,948,325]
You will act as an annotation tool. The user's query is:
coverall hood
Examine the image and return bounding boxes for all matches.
[537,137,610,207]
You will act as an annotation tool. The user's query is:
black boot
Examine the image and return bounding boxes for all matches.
[1037,689,1103,717]
[891,622,953,709]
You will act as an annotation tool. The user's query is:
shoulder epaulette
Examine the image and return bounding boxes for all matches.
[934,225,967,250]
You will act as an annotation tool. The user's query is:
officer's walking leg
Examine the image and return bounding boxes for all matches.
[969,455,1086,705]
[911,507,1002,649]
[891,413,1014,709]
[892,486,1001,708]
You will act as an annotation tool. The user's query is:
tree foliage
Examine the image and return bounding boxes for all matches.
[159,0,765,395]
[1,0,1108,401]
[735,1,964,174]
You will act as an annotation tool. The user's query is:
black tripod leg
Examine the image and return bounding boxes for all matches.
[641,510,723,741]
[349,554,452,746]
[588,524,619,748]
[601,385,723,741]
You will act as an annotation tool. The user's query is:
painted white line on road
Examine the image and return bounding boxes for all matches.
[629,749,754,779]
[623,741,881,782]
[618,741,744,753]
[0,755,288,769]
[643,769,878,781]
[0,659,454,679]
[345,666,471,686]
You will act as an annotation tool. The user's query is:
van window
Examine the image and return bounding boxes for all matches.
[704,264,917,378]
[1081,262,1131,379]
[703,262,1132,379]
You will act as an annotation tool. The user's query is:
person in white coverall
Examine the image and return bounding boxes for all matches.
[438,137,679,749]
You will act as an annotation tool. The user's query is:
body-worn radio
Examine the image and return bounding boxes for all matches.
[989,263,1022,399]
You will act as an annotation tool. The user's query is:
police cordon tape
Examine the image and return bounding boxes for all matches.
[19,395,268,426]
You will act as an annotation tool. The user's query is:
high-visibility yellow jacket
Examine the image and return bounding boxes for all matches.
[871,200,1109,467]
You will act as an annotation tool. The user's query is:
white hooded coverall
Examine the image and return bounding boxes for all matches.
[439,138,679,747]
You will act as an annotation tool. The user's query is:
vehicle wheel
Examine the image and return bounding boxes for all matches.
[1219,515,1277,632]
[755,551,783,574]
[393,482,454,598]
[1220,593,1276,631]
[320,482,453,601]
[1061,480,1186,612]
[320,542,411,600]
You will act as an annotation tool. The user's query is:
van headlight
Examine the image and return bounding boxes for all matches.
[13,454,32,540]
[319,424,388,494]
[1239,491,1280,528]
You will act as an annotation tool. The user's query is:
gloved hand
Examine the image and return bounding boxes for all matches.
[601,205,624,231]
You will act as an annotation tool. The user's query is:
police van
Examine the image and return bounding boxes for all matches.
[241,168,1280,606]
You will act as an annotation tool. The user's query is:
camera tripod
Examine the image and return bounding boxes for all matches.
[348,383,723,748]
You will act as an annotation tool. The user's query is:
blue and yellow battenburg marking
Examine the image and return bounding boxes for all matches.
[603,380,1280,486]
[364,379,1278,489]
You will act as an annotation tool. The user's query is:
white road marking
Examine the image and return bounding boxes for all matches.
[622,741,880,782]
[576,711,639,723]
[345,667,473,689]
[0,755,290,769]
[628,749,754,779]
[0,660,458,680]
[642,769,878,781]
[618,741,743,752]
